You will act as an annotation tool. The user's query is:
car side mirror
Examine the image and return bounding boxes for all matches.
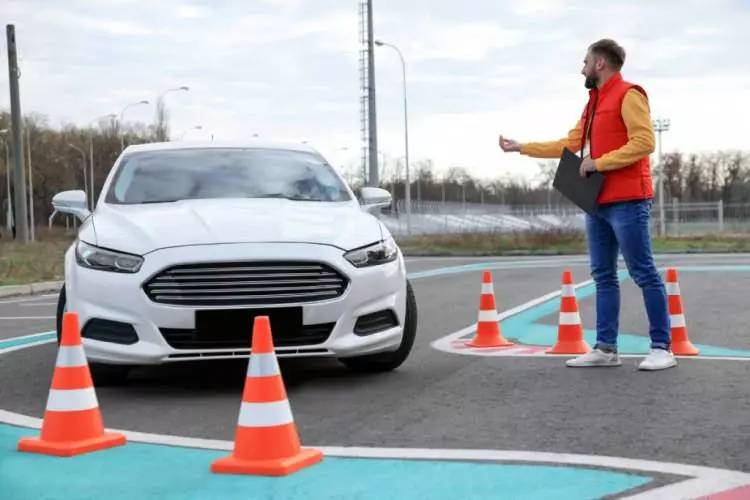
[51,190,91,222]
[360,187,392,213]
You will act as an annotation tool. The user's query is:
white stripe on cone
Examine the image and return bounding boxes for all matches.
[559,312,581,325]
[561,284,576,297]
[666,283,681,296]
[46,388,99,412]
[481,283,494,294]
[670,314,686,328]
[247,353,280,378]
[477,310,498,323]
[55,345,88,368]
[237,400,294,427]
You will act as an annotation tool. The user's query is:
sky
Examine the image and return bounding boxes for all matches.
[2,0,750,184]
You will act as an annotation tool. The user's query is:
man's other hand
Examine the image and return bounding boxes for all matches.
[580,156,597,177]
[499,135,521,153]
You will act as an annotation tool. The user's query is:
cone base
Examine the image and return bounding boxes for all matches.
[672,341,699,356]
[211,447,323,476]
[18,432,126,457]
[466,337,514,348]
[546,341,591,355]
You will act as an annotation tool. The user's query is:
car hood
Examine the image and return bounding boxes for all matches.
[89,199,383,255]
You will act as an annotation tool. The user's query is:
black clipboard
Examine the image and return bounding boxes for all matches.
[552,148,604,215]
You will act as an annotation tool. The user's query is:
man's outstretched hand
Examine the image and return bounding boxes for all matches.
[498,135,521,153]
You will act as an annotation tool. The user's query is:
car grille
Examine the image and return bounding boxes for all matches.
[143,261,349,306]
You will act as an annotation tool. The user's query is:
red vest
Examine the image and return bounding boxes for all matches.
[580,72,653,205]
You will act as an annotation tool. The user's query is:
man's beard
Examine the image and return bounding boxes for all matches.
[584,74,599,89]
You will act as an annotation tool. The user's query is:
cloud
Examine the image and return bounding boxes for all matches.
[175,5,209,19]
[407,22,525,62]
[2,0,749,184]
[38,10,154,36]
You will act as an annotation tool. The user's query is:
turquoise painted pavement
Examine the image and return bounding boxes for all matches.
[0,425,652,499]
[0,332,55,351]
[498,269,750,357]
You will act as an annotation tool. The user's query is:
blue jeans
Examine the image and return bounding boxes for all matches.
[585,199,670,351]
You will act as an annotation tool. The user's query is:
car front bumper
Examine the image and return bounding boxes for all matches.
[64,242,407,364]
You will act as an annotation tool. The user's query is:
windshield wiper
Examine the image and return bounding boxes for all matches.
[139,199,181,204]
[254,194,325,201]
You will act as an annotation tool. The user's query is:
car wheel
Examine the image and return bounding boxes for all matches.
[89,363,131,386]
[56,283,132,385]
[340,280,417,373]
[55,284,66,344]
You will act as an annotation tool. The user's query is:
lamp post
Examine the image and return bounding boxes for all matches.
[86,113,116,211]
[177,125,202,140]
[374,39,411,234]
[119,100,150,152]
[67,143,89,209]
[653,118,670,236]
[156,86,189,141]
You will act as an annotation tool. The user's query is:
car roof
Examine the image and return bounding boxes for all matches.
[122,141,318,154]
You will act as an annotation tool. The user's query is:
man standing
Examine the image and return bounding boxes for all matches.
[499,39,675,371]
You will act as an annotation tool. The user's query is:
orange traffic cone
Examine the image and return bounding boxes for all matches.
[546,269,591,354]
[466,271,513,348]
[666,268,699,355]
[211,316,322,476]
[18,312,126,456]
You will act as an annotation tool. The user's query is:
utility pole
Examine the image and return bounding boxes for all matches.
[653,118,670,237]
[6,25,29,243]
[366,0,379,187]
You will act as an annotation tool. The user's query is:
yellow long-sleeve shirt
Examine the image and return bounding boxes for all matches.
[519,89,656,171]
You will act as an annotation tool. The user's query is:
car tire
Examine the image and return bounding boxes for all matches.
[89,363,131,386]
[55,284,66,344]
[340,280,417,373]
[56,283,131,386]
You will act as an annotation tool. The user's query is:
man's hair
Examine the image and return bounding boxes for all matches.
[588,39,626,71]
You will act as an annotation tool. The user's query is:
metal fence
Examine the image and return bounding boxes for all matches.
[382,200,744,237]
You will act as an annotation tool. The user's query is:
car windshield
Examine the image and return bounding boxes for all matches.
[106,148,351,204]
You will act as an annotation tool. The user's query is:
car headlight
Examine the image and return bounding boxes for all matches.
[344,238,399,268]
[75,240,144,273]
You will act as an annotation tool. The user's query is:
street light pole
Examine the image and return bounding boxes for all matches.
[156,86,189,141]
[119,100,150,152]
[177,125,202,140]
[26,127,34,241]
[67,143,88,207]
[375,40,411,235]
[653,118,670,236]
[88,113,116,210]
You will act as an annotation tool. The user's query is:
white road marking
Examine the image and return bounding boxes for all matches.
[0,316,56,320]
[0,409,747,498]
[0,294,57,305]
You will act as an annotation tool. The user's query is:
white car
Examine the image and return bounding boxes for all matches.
[52,142,417,383]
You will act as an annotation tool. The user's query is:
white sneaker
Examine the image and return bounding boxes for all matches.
[566,349,622,367]
[638,349,677,371]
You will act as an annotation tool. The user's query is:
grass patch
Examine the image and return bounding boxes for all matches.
[397,231,750,256]
[0,228,74,286]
